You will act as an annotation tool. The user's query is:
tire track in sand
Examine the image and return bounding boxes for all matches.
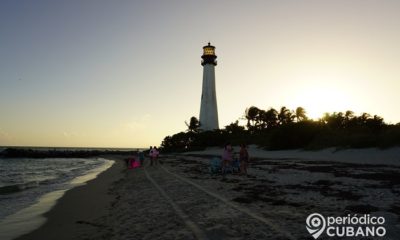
[144,166,209,240]
[145,163,294,240]
[159,164,295,240]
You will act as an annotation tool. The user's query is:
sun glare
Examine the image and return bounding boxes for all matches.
[291,85,355,120]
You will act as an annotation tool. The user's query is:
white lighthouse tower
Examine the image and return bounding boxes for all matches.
[199,42,219,131]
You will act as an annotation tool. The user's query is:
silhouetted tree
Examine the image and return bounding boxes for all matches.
[225,121,245,134]
[261,108,278,128]
[322,112,345,129]
[161,132,192,151]
[278,106,295,125]
[343,110,355,128]
[366,115,384,130]
[160,106,397,152]
[245,106,261,131]
[345,110,354,120]
[295,107,308,122]
[185,116,200,133]
[359,113,371,125]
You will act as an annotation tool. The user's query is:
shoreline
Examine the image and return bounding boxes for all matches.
[11,156,123,240]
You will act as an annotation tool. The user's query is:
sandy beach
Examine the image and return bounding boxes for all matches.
[14,148,400,240]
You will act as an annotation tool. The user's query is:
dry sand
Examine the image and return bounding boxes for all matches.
[14,148,400,239]
[185,145,400,166]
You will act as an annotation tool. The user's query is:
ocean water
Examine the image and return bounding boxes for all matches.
[0,158,112,220]
[0,156,114,222]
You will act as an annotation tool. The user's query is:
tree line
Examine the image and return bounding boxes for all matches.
[161,106,400,152]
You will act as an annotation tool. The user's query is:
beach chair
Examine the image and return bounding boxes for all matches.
[209,157,221,174]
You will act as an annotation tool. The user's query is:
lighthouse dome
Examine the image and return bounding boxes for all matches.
[201,42,217,66]
[203,42,215,56]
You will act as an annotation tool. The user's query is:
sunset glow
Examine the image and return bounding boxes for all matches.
[293,87,353,120]
[1,1,400,147]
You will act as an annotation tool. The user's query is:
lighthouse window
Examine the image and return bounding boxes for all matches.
[204,48,214,55]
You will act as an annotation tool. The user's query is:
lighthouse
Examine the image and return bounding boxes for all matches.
[199,42,219,131]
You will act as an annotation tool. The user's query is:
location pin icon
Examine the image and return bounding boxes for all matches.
[306,213,326,239]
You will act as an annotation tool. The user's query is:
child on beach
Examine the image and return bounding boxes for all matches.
[239,144,250,176]
[221,143,233,175]
[128,152,140,169]
[149,146,154,166]
[153,147,160,165]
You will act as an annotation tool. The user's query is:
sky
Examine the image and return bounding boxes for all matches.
[1,0,399,148]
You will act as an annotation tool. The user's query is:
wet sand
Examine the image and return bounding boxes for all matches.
[15,156,125,240]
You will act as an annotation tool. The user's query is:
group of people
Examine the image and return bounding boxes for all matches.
[221,143,250,176]
[148,146,160,166]
[125,146,160,169]
[126,144,249,176]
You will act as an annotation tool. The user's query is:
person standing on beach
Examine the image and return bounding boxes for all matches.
[153,147,160,165]
[221,143,233,175]
[149,146,155,166]
[239,144,250,176]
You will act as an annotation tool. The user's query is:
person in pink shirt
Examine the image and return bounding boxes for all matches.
[221,143,233,175]
[149,146,155,166]
[153,147,160,165]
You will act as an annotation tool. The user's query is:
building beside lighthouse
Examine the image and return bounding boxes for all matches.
[199,42,219,131]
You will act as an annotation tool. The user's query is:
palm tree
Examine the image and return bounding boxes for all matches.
[360,113,371,123]
[345,110,354,119]
[257,109,266,129]
[185,116,200,133]
[323,112,345,129]
[245,106,260,129]
[278,106,294,125]
[295,107,308,122]
[262,108,278,128]
[343,110,355,128]
[366,115,384,130]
